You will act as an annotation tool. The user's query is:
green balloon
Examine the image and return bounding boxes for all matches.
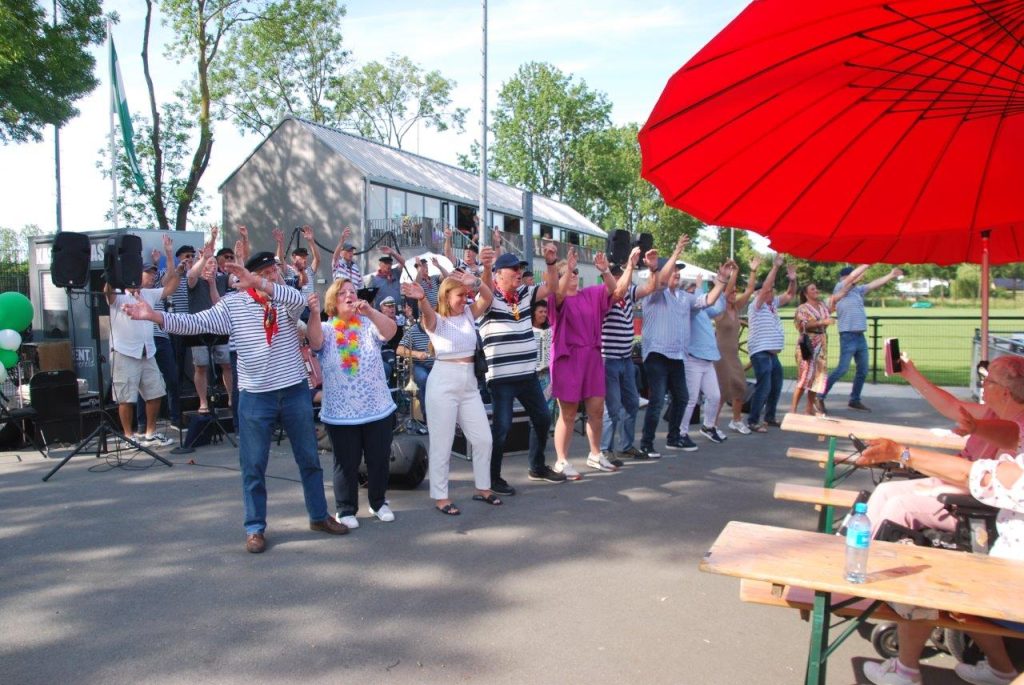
[0,292,33,332]
[0,349,18,369]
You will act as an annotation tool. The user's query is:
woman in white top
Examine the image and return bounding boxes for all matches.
[402,270,497,515]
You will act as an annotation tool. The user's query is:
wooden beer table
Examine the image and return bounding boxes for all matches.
[701,521,1024,685]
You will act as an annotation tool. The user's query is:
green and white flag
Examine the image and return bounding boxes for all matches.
[109,32,146,193]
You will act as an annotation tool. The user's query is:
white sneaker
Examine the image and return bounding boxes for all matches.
[585,452,618,472]
[553,460,582,481]
[863,659,920,685]
[955,660,1018,685]
[638,397,650,408]
[728,420,751,435]
[143,432,175,447]
[370,503,395,522]
[334,514,359,529]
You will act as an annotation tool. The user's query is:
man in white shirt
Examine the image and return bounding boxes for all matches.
[105,263,179,446]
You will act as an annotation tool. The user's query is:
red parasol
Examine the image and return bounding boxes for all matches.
[639,0,1024,266]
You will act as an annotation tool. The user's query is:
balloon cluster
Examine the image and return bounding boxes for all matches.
[0,292,33,381]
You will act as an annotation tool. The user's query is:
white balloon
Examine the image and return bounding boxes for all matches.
[0,329,21,351]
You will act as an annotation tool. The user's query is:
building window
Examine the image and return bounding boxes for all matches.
[388,190,406,218]
[540,224,553,239]
[406,193,424,218]
[425,197,441,220]
[503,216,521,234]
[567,230,580,245]
[457,205,476,233]
[368,185,387,220]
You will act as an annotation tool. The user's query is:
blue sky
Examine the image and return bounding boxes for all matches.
[0,0,749,234]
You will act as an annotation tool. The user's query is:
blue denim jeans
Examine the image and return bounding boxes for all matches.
[601,357,639,451]
[641,353,687,449]
[491,375,551,478]
[412,362,431,420]
[135,335,180,431]
[748,351,783,426]
[237,381,328,534]
[825,331,869,402]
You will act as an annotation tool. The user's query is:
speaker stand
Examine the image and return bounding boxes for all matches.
[42,412,173,481]
[172,335,236,454]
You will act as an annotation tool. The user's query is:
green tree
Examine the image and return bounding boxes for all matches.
[0,224,42,260]
[0,0,105,143]
[477,62,612,202]
[212,0,350,135]
[331,54,467,149]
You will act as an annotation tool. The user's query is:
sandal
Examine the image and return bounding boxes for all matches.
[435,503,461,516]
[750,422,768,433]
[472,493,503,506]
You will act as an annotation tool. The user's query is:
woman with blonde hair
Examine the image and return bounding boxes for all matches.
[401,266,499,515]
[308,277,398,528]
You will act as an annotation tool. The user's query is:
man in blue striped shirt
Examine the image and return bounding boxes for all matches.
[123,251,348,553]
[822,264,903,413]
[746,254,797,432]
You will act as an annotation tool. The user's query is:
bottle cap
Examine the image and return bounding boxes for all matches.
[854,502,867,514]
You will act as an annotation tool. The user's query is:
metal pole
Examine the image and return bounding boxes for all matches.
[478,0,488,247]
[107,22,119,230]
[522,191,534,266]
[729,227,735,260]
[871,317,880,384]
[53,0,62,233]
[981,230,990,362]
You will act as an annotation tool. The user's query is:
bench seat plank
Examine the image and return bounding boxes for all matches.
[774,482,860,509]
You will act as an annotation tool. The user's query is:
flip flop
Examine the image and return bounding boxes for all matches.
[472,493,503,506]
[435,503,461,516]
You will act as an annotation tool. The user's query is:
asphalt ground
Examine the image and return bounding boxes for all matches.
[0,381,1004,685]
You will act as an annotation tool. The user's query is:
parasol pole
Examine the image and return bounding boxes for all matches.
[981,230,990,362]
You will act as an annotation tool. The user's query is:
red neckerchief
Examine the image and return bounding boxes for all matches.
[248,288,278,345]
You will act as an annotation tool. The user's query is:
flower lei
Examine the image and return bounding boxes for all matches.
[332,316,362,376]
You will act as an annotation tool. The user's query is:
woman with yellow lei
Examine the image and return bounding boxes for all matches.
[308,278,398,529]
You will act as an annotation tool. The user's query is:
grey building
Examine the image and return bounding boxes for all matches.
[219,117,607,288]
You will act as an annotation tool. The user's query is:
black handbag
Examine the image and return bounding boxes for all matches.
[798,333,814,361]
[473,332,488,381]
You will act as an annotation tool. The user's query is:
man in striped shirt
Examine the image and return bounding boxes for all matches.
[332,227,361,283]
[746,254,798,432]
[122,251,348,553]
[600,247,661,463]
[480,245,567,495]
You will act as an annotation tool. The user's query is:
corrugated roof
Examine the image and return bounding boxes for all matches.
[292,117,606,238]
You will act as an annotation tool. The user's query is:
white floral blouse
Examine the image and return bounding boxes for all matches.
[969,452,1024,561]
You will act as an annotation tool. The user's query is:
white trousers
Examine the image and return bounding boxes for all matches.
[425,361,492,499]
[680,356,721,433]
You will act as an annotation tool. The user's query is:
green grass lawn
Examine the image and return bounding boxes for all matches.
[769,305,1024,387]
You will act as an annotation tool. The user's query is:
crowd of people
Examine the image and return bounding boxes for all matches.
[113,227,967,545]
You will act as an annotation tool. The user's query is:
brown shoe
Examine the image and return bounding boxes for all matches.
[245,532,266,554]
[309,516,349,535]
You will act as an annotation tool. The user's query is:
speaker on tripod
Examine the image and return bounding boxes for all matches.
[104,233,144,290]
[51,232,91,289]
[609,229,631,267]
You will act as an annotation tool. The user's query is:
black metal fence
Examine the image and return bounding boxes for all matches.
[776,314,1023,387]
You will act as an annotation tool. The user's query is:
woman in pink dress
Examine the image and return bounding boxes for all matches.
[547,247,617,479]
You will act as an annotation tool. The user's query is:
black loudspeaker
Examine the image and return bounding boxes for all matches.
[609,229,631,266]
[359,433,428,489]
[51,232,91,288]
[104,233,143,289]
[637,232,654,255]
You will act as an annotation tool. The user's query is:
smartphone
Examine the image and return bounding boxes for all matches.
[884,337,902,375]
[849,433,869,453]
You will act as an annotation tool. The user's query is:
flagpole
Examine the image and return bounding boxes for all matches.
[108,21,119,230]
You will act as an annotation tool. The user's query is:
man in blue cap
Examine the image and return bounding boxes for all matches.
[822,264,903,413]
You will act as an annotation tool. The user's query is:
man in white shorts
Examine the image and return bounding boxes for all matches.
[105,264,177,446]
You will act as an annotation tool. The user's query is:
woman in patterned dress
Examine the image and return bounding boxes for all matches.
[790,282,849,416]
[309,278,398,529]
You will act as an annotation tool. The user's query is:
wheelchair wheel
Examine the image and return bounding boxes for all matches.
[945,629,983,665]
[871,622,900,659]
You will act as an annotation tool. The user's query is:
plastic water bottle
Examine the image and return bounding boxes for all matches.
[844,502,871,583]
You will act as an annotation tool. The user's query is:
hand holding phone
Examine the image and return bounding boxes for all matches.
[884,338,902,376]
[849,433,869,453]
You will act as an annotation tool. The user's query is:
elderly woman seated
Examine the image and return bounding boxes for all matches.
[858,428,1024,685]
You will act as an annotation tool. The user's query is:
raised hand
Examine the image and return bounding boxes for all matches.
[209,224,219,242]
[430,257,441,268]
[674,234,690,253]
[238,225,249,241]
[302,225,314,242]
[644,249,659,271]
[628,246,641,266]
[749,255,763,272]
[450,269,479,289]
[694,273,704,289]
[121,298,157,322]
[478,246,495,268]
[272,228,284,245]
[203,260,217,282]
[444,227,453,240]
[542,241,558,265]
[594,251,609,272]
[952,406,977,437]
[492,227,502,247]
[786,263,798,280]
[718,261,736,281]
[161,234,173,254]
[307,293,321,316]
[381,245,394,257]
[891,267,904,278]
[222,262,259,291]
[353,299,371,316]
[773,253,785,268]
[402,282,426,302]
[566,246,578,273]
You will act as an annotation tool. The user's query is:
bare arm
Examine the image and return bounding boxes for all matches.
[704,260,736,307]
[658,235,689,288]
[777,262,798,307]
[442,227,455,265]
[755,255,782,308]
[899,355,986,420]
[402,282,436,333]
[865,267,903,293]
[478,246,495,291]
[273,227,285,264]
[302,226,320,272]
[633,249,661,299]
[613,247,641,300]
[188,244,212,288]
[859,439,973,486]
[468,273,494,318]
[555,247,578,307]
[432,257,451,280]
[104,282,116,306]
[306,294,324,352]
[594,252,615,294]
[535,241,559,302]
[734,256,762,309]
[358,300,397,340]
[953,407,1021,450]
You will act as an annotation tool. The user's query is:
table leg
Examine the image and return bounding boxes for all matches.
[805,590,831,685]
[817,436,838,533]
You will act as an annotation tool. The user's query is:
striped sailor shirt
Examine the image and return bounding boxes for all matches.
[161,283,307,393]
[639,287,711,361]
[747,296,786,355]
[601,284,638,359]
[333,258,362,284]
[479,284,539,382]
[834,283,868,333]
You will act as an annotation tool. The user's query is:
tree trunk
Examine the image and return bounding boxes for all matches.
[142,0,170,230]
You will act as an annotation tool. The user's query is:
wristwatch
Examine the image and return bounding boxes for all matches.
[899,446,911,467]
